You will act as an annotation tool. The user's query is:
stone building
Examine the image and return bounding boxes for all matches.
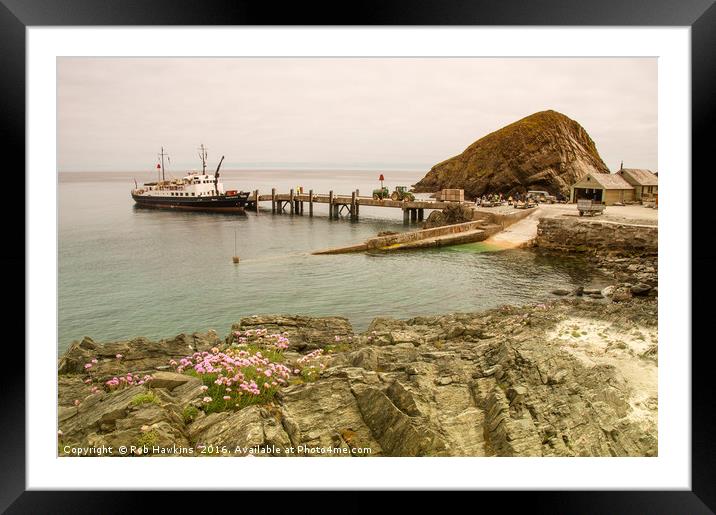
[569,172,635,205]
[617,168,658,200]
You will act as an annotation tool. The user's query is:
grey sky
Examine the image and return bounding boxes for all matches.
[58,58,657,173]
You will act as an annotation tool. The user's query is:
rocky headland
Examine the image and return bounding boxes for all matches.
[58,251,658,457]
[413,110,610,198]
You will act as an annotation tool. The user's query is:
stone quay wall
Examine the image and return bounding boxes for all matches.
[534,217,657,254]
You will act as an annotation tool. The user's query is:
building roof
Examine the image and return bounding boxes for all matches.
[619,168,658,186]
[573,172,634,190]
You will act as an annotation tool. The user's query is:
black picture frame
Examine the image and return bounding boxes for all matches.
[3,0,713,511]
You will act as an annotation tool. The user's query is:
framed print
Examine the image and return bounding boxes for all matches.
[3,0,714,510]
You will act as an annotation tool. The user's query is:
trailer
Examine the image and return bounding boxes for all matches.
[577,199,605,216]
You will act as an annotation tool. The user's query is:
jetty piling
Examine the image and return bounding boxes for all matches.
[249,188,463,223]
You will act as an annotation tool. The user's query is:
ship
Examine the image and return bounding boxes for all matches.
[131,145,251,212]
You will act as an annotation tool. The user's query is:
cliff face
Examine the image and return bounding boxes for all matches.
[414,110,610,198]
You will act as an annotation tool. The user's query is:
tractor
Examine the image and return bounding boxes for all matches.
[372,186,390,200]
[391,186,415,201]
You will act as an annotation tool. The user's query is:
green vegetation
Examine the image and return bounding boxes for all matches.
[243,343,285,363]
[300,367,321,383]
[184,367,281,415]
[325,342,352,354]
[136,429,159,448]
[131,391,159,406]
[183,405,199,423]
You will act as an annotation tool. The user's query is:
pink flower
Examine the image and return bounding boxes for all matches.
[116,354,123,359]
[223,395,231,400]
[200,385,209,391]
[84,363,92,369]
[73,399,80,406]
[294,369,300,374]
[202,396,212,403]
[264,369,272,377]
[91,358,98,364]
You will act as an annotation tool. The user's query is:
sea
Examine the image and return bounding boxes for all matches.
[58,169,607,352]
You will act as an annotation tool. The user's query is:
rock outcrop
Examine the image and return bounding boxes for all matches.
[58,297,658,457]
[413,110,610,198]
[422,203,476,229]
[230,315,353,352]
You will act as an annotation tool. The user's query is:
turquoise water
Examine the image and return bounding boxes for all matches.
[58,169,605,351]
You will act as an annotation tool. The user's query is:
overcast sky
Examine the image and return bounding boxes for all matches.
[58,58,657,173]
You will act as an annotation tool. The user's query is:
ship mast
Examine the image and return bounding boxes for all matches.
[198,144,208,175]
[157,146,169,182]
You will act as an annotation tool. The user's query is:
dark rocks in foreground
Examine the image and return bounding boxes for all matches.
[58,296,658,458]
[545,243,658,302]
[231,315,353,352]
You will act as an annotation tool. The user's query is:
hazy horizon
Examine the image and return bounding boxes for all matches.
[58,58,658,174]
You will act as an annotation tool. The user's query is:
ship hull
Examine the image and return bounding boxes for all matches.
[132,194,249,213]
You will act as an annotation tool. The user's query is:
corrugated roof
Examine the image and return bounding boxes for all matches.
[620,168,658,186]
[590,173,634,189]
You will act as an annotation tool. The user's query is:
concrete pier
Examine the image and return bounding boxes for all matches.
[312,220,500,254]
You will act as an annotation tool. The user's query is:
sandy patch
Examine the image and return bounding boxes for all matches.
[483,209,542,248]
[547,317,657,424]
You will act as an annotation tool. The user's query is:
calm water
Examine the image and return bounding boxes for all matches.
[58,169,606,351]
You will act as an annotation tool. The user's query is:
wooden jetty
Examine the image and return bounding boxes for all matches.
[244,188,462,223]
